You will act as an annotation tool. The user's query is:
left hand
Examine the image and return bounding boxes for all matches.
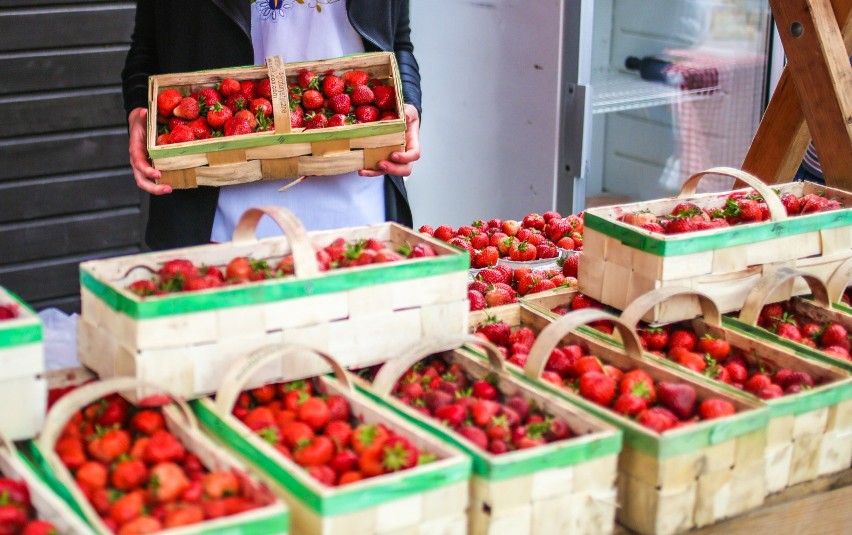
[359,103,421,177]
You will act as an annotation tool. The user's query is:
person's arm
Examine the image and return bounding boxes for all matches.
[122,0,171,194]
[359,1,421,178]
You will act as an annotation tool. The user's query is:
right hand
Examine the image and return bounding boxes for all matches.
[128,107,172,195]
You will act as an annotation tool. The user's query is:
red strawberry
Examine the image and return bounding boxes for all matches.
[695,334,731,360]
[613,393,648,416]
[665,218,693,234]
[206,101,233,129]
[434,404,466,427]
[186,117,212,140]
[372,85,396,110]
[484,286,516,307]
[304,113,329,130]
[197,87,222,108]
[468,290,487,311]
[157,88,183,117]
[699,398,735,420]
[800,193,830,214]
[477,321,511,346]
[223,116,253,136]
[776,322,803,343]
[328,93,351,114]
[471,400,501,427]
[457,426,489,450]
[656,382,696,420]
[343,70,370,88]
[725,361,748,384]
[172,97,200,120]
[301,89,324,110]
[290,105,305,128]
[640,327,669,351]
[350,85,375,106]
[328,114,353,128]
[169,124,195,144]
[637,407,678,433]
[322,74,345,97]
[219,78,241,97]
[780,192,801,215]
[257,78,272,99]
[667,330,697,351]
[578,372,616,406]
[298,70,319,89]
[821,323,849,350]
[473,246,500,269]
[354,105,379,123]
[250,97,273,117]
[744,373,772,395]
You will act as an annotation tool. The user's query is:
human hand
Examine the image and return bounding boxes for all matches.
[359,103,421,177]
[128,107,172,195]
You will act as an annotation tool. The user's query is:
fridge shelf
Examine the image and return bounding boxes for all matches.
[591,71,719,115]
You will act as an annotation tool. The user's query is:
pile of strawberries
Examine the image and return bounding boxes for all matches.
[288,68,398,130]
[380,356,574,455]
[474,320,738,433]
[232,379,435,487]
[754,301,852,362]
[53,393,265,532]
[421,212,584,269]
[127,238,438,297]
[467,263,578,310]
[0,302,18,321]
[637,325,822,399]
[155,77,275,145]
[0,477,56,535]
[619,189,843,235]
[154,67,398,145]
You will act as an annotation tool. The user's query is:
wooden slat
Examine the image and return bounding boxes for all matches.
[0,170,141,223]
[0,208,143,264]
[0,129,129,181]
[0,88,125,138]
[0,5,134,51]
[755,0,852,189]
[0,48,128,95]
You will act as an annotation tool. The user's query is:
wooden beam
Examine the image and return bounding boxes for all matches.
[762,0,852,189]
[743,0,852,185]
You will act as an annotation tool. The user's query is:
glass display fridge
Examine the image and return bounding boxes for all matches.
[407,0,781,226]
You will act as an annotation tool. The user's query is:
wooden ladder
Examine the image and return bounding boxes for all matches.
[743,0,852,189]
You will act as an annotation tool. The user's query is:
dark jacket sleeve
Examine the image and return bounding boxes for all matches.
[121,0,159,118]
[392,1,422,120]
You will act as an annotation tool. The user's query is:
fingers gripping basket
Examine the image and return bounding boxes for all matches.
[148,53,407,189]
[191,344,472,535]
[519,309,769,535]
[28,377,289,534]
[78,206,469,399]
[361,335,623,535]
[620,287,852,494]
[0,286,46,440]
[580,167,852,323]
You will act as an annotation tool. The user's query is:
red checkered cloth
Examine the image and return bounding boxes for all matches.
[662,49,766,193]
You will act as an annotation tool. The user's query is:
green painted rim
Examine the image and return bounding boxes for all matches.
[148,122,405,159]
[192,400,470,516]
[354,384,622,479]
[81,253,467,319]
[722,316,852,373]
[0,288,42,348]
[509,366,768,459]
[584,209,852,257]
[23,440,290,533]
[832,301,852,316]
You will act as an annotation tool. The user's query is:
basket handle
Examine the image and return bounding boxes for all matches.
[619,287,722,329]
[266,55,292,135]
[525,309,644,381]
[827,255,852,304]
[679,167,787,222]
[370,335,507,397]
[737,267,832,326]
[215,344,352,415]
[231,205,320,278]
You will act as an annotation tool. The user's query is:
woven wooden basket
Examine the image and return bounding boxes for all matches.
[516,309,769,535]
[619,286,852,495]
[192,343,472,535]
[0,286,45,440]
[579,167,852,323]
[355,335,623,535]
[148,53,406,189]
[78,206,469,399]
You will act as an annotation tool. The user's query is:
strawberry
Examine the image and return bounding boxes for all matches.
[75,461,108,490]
[169,124,195,144]
[206,101,233,129]
[235,109,258,129]
[656,382,696,420]
[457,426,489,450]
[297,397,330,430]
[637,407,678,433]
[343,70,370,88]
[484,286,516,307]
[473,246,500,268]
[197,87,222,108]
[672,350,706,374]
[468,290,486,311]
[224,94,248,113]
[372,85,397,110]
[249,97,273,117]
[219,77,241,97]
[667,330,697,351]
[304,112,329,130]
[186,117,212,140]
[471,400,501,427]
[172,97,200,120]
[87,429,131,463]
[354,105,379,123]
[157,88,183,117]
[639,327,668,351]
[293,436,335,467]
[328,93,352,114]
[322,74,345,97]
[562,253,580,278]
[744,373,772,395]
[350,85,375,106]
[301,89,324,110]
[570,293,601,311]
[476,321,511,346]
[471,380,498,400]
[800,193,830,214]
[578,372,616,406]
[775,321,803,343]
[509,240,537,261]
[298,69,319,89]
[699,398,736,420]
[257,78,272,99]
[780,192,801,215]
[613,393,648,416]
[695,334,731,360]
[821,323,849,350]
[290,105,305,128]
[223,116,253,136]
[111,459,147,491]
[143,430,186,464]
[434,404,466,427]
